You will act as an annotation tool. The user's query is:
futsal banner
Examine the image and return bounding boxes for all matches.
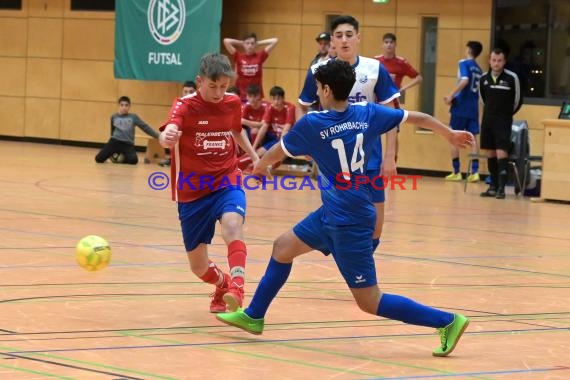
[114,0,222,81]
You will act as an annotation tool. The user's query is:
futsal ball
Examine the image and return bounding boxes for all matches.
[75,235,112,271]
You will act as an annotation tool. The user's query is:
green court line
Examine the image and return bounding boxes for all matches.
[86,310,570,337]
[0,361,75,379]
[274,342,493,380]
[28,353,177,380]
[118,330,380,377]
[0,345,176,380]
[7,294,201,304]
[117,328,492,379]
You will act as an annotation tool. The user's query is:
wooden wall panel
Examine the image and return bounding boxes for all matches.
[398,121,454,171]
[61,60,116,101]
[301,1,362,25]
[28,0,64,17]
[436,29,463,77]
[360,26,393,58]
[25,97,60,138]
[27,18,63,57]
[60,100,116,142]
[0,97,25,136]
[364,1,397,27]
[434,76,456,122]
[26,58,61,98]
[274,69,301,108]
[516,105,560,156]
[395,27,420,67]
[63,19,114,60]
[223,1,303,25]
[62,0,113,20]
[461,29,491,64]
[0,57,27,96]
[117,80,180,107]
[0,6,27,18]
[298,26,325,69]
[0,18,27,56]
[132,104,173,132]
[261,68,276,99]
[462,0,492,30]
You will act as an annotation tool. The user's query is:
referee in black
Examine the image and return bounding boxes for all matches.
[479,47,523,199]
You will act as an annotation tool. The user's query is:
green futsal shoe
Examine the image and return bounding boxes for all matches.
[216,308,264,335]
[433,314,469,357]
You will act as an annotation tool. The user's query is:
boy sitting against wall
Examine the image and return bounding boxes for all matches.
[95,96,159,165]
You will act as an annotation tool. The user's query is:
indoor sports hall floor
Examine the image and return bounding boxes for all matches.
[1,141,569,380]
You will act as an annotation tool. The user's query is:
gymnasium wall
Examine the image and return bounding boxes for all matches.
[0,0,560,171]
[0,0,180,146]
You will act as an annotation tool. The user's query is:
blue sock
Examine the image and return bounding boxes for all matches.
[376,293,454,328]
[452,158,460,174]
[471,159,479,174]
[245,257,292,319]
[372,238,380,252]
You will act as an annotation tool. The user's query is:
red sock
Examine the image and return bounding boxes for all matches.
[199,261,226,288]
[227,240,247,287]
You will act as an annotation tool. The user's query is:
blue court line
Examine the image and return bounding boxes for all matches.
[8,326,570,355]
[367,365,569,379]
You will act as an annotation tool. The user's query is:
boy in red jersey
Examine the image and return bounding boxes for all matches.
[159,53,259,313]
[223,33,279,102]
[252,86,295,158]
[238,85,267,171]
[375,33,422,108]
[241,84,267,144]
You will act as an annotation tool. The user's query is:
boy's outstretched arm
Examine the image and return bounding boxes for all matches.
[231,129,259,166]
[252,142,287,178]
[406,111,475,149]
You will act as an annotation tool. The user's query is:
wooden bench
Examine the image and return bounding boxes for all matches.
[135,134,165,164]
[272,156,318,179]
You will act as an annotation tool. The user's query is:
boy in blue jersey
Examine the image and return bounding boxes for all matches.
[296,15,400,256]
[217,60,474,357]
[444,41,483,182]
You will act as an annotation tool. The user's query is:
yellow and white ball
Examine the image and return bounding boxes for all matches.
[75,235,112,271]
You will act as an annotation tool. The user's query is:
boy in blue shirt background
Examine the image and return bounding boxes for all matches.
[444,41,483,182]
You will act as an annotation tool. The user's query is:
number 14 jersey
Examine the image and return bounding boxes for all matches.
[282,103,406,225]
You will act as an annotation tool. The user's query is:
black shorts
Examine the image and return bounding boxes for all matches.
[481,115,512,151]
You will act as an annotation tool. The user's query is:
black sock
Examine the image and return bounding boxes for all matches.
[487,157,498,189]
[497,158,508,191]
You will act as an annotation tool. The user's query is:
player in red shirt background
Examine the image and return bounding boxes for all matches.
[223,33,279,102]
[252,86,295,158]
[375,33,423,108]
[237,84,268,171]
[159,53,259,314]
[241,84,267,144]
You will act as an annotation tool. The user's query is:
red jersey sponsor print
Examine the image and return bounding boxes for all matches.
[262,101,295,139]
[160,92,242,202]
[233,50,269,100]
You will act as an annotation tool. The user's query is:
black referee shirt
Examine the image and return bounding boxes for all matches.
[479,69,523,118]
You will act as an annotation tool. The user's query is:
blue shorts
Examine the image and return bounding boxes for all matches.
[366,168,385,203]
[178,187,246,251]
[262,138,279,151]
[450,115,479,135]
[293,207,377,288]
